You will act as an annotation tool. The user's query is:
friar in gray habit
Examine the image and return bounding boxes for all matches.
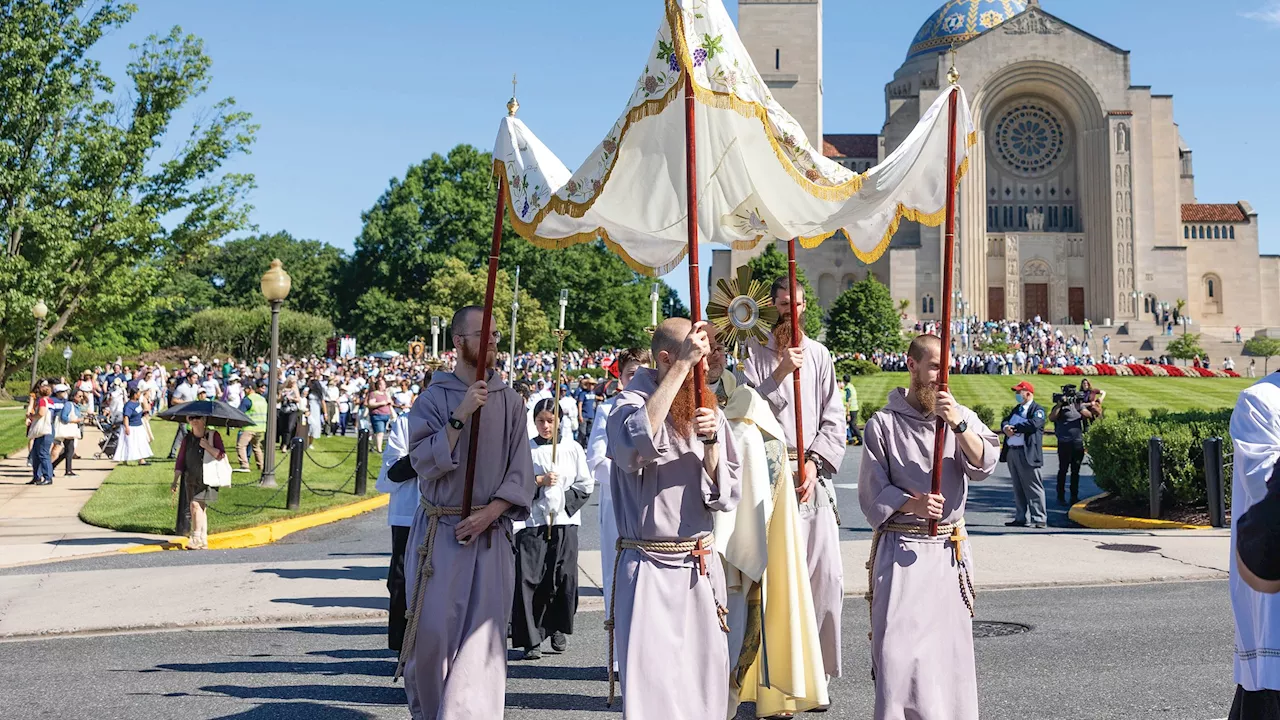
[858,334,1000,720]
[605,317,743,720]
[740,278,848,698]
[397,305,536,720]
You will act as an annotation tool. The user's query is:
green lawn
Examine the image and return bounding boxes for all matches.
[79,424,384,536]
[851,373,1253,422]
[0,407,28,458]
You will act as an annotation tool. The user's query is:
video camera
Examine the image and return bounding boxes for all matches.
[1053,384,1081,406]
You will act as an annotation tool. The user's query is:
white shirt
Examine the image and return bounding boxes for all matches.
[201,378,221,398]
[374,415,418,528]
[1231,373,1280,690]
[226,382,244,406]
[173,382,199,404]
[518,437,592,529]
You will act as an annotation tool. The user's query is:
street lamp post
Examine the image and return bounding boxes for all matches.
[63,346,73,377]
[430,316,441,359]
[31,300,47,390]
[259,259,292,489]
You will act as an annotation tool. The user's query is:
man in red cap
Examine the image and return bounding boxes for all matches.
[999,381,1047,528]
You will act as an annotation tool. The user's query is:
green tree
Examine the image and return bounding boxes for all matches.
[744,244,823,337]
[425,257,550,352]
[198,232,345,319]
[1167,333,1206,365]
[826,277,905,356]
[348,144,684,349]
[0,3,255,391]
[1244,336,1280,374]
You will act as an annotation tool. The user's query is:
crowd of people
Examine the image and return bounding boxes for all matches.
[857,316,1247,375]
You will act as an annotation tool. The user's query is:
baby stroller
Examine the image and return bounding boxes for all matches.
[96,416,121,460]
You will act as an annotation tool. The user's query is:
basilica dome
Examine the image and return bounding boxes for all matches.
[906,0,1028,60]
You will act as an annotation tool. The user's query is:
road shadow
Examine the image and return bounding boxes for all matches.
[253,565,386,582]
[278,624,383,637]
[505,692,613,712]
[271,597,388,610]
[506,664,609,682]
[151,659,394,678]
[203,684,405,706]
[328,552,390,558]
[46,537,162,546]
[211,701,377,720]
[307,648,395,660]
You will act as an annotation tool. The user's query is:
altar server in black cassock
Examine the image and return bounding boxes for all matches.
[512,397,594,658]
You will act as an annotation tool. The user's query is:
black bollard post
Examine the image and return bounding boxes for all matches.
[1204,437,1226,528]
[288,436,304,510]
[355,428,370,496]
[175,474,191,536]
[1148,436,1164,520]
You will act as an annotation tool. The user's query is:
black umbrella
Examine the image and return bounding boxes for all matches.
[155,400,255,428]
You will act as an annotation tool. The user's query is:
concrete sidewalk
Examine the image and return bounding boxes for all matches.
[0,425,171,568]
[0,526,1229,639]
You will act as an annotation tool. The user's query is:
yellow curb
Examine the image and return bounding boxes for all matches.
[120,493,390,554]
[1068,492,1210,530]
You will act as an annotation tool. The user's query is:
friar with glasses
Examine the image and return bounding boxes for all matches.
[397,307,535,720]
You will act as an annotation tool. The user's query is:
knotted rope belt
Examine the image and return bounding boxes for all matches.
[603,533,727,706]
[393,497,490,682]
[864,518,976,646]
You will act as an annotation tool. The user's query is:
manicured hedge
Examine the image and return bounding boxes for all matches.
[1085,409,1232,508]
[836,358,882,377]
[174,307,334,359]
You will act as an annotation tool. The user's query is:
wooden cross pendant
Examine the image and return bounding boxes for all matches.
[691,537,711,577]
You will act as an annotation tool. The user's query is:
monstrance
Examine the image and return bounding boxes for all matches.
[708,265,778,359]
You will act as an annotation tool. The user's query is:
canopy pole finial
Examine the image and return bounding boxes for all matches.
[508,73,519,117]
[946,45,960,86]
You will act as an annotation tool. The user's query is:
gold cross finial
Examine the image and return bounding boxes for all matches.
[507,73,520,117]
[946,45,960,86]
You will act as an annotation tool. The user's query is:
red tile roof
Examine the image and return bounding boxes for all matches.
[1181,203,1247,223]
[823,134,879,159]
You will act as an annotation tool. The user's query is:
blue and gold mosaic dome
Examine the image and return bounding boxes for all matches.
[907,0,1029,60]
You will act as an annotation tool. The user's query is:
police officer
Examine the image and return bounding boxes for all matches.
[1000,381,1047,528]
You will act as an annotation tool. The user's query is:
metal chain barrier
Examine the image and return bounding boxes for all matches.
[302,442,359,470]
[301,468,357,497]
[230,452,290,486]
[206,482,288,517]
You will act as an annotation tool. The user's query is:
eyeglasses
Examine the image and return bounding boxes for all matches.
[457,330,503,341]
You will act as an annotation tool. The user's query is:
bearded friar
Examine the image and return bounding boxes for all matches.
[741,278,847,706]
[858,334,999,720]
[605,318,742,720]
[399,305,536,720]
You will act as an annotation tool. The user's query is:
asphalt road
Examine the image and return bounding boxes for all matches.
[0,580,1233,720]
[0,444,1099,580]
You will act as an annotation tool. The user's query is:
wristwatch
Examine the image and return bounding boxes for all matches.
[448,417,465,430]
[952,419,968,435]
[701,433,719,445]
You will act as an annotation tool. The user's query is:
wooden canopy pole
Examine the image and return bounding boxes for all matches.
[684,74,707,404]
[929,86,961,537]
[461,174,507,520]
[787,239,807,493]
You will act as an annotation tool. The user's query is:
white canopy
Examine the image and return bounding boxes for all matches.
[493,0,975,276]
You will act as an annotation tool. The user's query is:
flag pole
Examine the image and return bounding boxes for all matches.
[684,73,707,406]
[787,239,808,495]
[929,75,961,537]
[462,94,519,520]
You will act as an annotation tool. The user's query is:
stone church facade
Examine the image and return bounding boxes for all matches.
[712,0,1280,337]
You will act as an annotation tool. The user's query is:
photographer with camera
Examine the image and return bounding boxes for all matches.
[1049,383,1096,506]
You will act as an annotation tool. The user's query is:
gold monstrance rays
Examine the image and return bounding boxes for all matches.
[708,265,778,355]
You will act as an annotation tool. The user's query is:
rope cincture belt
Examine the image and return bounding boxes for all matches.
[864,518,977,647]
[604,533,727,707]
[393,497,489,683]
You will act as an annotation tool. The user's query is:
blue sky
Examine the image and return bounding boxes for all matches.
[92,0,1280,308]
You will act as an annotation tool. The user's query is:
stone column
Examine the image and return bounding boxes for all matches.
[1005,234,1021,320]
[960,131,989,319]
